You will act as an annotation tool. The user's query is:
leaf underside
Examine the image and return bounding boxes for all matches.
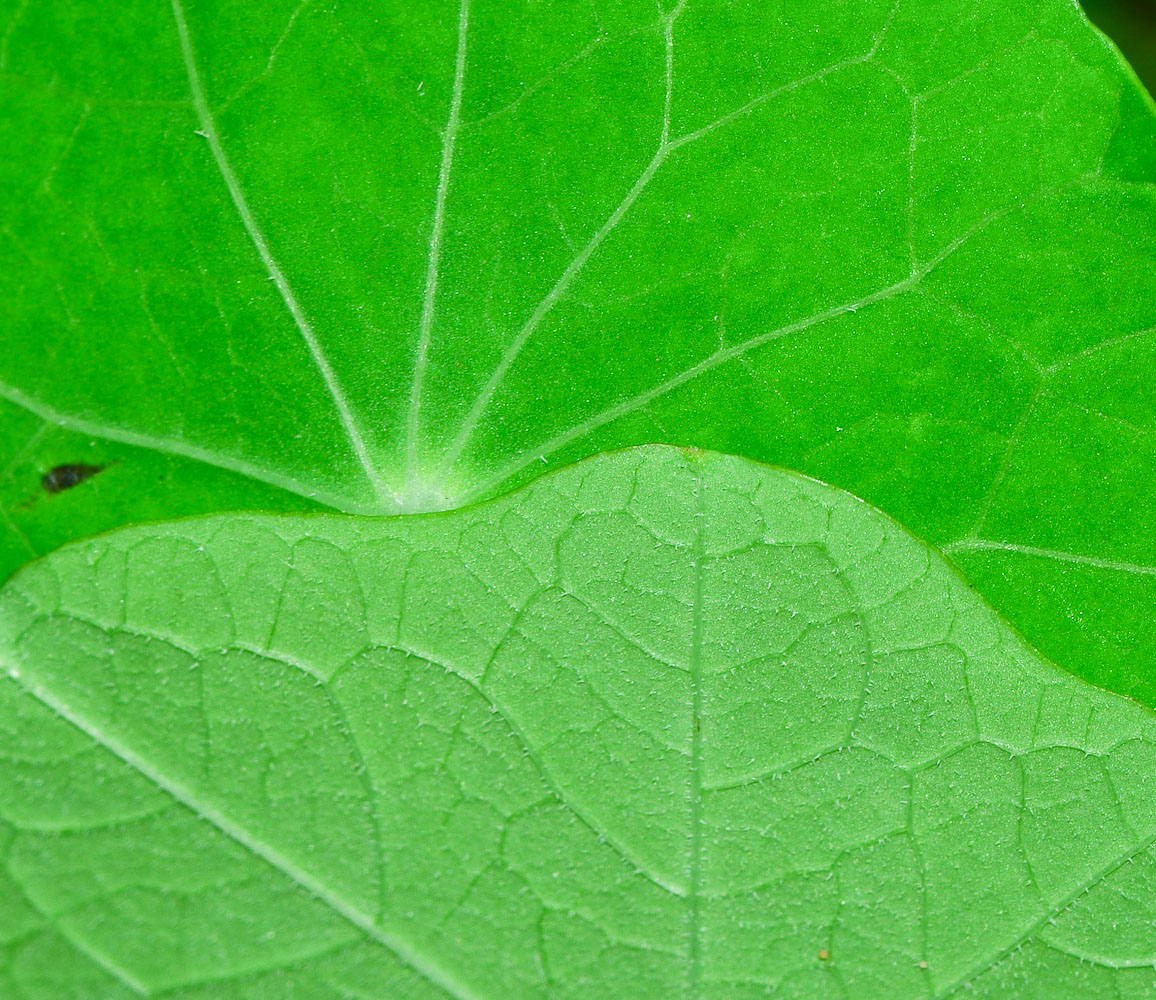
[2,447,1156,999]
[2,0,1156,703]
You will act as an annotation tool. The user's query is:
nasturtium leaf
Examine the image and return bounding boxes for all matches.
[2,0,1156,701]
[3,446,1156,998]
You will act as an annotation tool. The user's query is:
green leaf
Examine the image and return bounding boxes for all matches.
[2,6,1156,694]
[4,446,1156,998]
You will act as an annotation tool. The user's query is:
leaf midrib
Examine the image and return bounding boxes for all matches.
[687,462,705,997]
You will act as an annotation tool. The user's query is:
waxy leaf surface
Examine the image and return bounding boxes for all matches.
[3,447,1156,998]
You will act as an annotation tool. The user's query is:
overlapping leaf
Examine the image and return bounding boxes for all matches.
[2,447,1156,998]
[2,0,1155,699]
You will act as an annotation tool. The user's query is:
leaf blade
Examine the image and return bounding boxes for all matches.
[3,2,1156,705]
[4,447,1156,996]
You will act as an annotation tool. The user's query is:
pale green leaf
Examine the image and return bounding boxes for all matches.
[3,447,1156,998]
[2,0,1156,702]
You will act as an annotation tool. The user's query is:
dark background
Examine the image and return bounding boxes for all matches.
[1084,0,1156,93]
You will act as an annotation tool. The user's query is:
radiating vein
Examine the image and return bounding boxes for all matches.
[170,0,390,508]
[456,274,920,505]
[435,143,670,485]
[454,170,1096,506]
[945,539,1156,578]
[2,660,479,1000]
[0,379,377,514]
[435,5,689,485]
[436,10,905,486]
[407,0,471,484]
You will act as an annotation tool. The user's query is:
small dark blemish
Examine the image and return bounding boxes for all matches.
[42,463,105,494]
[817,949,830,962]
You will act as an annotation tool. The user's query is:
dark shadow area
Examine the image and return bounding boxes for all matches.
[1082,0,1156,94]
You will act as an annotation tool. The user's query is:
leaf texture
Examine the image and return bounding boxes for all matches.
[2,446,1156,998]
[2,0,1156,699]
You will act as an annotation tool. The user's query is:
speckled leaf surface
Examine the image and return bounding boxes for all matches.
[2,0,1156,702]
[3,447,1156,998]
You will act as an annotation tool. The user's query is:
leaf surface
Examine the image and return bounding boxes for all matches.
[2,0,1156,700]
[3,446,1156,998]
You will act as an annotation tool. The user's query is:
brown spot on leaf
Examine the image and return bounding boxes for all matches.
[41,463,105,494]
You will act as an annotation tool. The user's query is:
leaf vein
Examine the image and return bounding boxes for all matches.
[687,464,706,996]
[170,0,390,507]
[0,380,375,514]
[937,828,1156,996]
[1,657,481,1000]
[406,0,471,485]
[945,539,1156,578]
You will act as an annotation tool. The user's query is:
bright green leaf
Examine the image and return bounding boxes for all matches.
[2,0,1156,702]
[3,446,1156,998]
